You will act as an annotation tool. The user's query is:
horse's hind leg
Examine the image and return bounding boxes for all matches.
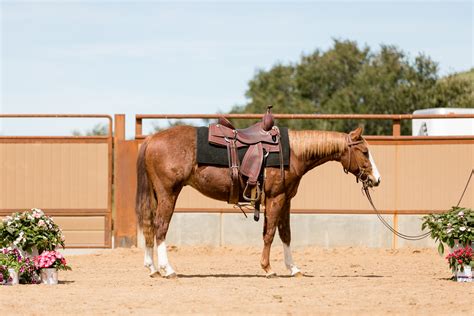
[154,188,181,279]
[144,244,159,277]
[278,201,302,277]
[143,213,159,277]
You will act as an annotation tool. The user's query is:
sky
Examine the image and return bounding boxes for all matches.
[0,0,472,138]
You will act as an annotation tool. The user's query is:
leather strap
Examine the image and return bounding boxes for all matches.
[240,143,264,185]
[227,139,240,204]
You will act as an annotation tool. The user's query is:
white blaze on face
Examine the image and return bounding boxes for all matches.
[368,151,381,183]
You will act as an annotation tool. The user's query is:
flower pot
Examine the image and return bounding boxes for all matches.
[17,246,39,259]
[7,268,19,285]
[40,268,58,285]
[456,265,472,283]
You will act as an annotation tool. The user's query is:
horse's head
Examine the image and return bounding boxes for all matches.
[341,127,381,188]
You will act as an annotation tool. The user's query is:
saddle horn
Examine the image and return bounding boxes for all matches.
[262,105,274,132]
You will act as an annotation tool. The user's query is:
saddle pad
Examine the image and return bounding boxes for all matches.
[196,126,290,167]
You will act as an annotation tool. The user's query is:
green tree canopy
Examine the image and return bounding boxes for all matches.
[230,40,473,135]
[72,123,108,136]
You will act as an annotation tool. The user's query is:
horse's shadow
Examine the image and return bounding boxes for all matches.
[176,273,315,279]
[176,273,388,279]
[58,280,75,284]
[330,274,386,278]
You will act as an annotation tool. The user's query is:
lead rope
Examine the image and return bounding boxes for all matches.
[364,168,474,241]
[343,139,429,239]
[364,187,431,240]
[456,169,473,207]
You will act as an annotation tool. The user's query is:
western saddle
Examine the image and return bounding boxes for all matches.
[208,106,283,220]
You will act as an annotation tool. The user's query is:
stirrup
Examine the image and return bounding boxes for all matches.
[242,182,261,203]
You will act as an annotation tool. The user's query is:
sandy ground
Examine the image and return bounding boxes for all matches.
[1,246,473,315]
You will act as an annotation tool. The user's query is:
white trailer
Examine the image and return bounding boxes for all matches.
[412,108,474,136]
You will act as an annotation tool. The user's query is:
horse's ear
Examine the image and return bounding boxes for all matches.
[350,126,363,141]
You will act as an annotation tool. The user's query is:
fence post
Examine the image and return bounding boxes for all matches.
[392,119,401,136]
[135,116,143,138]
[114,114,138,247]
[392,214,398,249]
[392,118,401,248]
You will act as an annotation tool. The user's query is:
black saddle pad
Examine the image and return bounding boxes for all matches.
[196,126,290,167]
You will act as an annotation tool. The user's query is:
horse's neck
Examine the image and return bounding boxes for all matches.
[289,130,347,174]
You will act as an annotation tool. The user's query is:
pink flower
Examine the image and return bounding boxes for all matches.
[34,250,69,269]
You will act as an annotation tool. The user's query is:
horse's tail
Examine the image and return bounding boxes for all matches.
[135,138,156,247]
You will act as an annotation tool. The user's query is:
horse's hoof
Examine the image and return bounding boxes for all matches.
[164,272,177,279]
[266,272,277,278]
[149,271,160,278]
[292,271,304,278]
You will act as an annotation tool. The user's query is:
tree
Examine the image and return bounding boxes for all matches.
[152,120,191,133]
[230,40,473,135]
[72,123,108,136]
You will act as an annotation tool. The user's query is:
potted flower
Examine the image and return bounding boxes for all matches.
[0,248,20,285]
[446,246,473,282]
[0,208,66,256]
[0,264,13,285]
[34,250,71,285]
[0,247,39,285]
[422,206,473,255]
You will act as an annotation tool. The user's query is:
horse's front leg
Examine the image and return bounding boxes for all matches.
[260,195,285,278]
[278,201,302,277]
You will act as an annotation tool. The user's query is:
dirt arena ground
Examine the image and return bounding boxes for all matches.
[1,246,472,315]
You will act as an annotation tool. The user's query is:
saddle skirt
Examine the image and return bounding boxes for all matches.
[196,127,290,167]
[208,123,281,184]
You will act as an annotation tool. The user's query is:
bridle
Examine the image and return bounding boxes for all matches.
[343,135,370,189]
[343,136,473,241]
[343,135,432,240]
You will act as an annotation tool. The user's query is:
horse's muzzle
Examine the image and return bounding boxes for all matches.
[367,175,381,187]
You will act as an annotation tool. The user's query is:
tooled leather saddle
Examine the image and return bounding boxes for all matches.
[208,106,283,220]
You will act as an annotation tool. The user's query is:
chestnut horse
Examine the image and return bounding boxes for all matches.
[136,125,381,278]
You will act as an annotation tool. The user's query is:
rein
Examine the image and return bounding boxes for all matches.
[344,136,427,239]
[363,169,474,241]
[363,187,431,240]
[344,135,473,241]
[344,136,423,238]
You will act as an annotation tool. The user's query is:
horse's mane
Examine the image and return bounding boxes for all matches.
[289,130,347,159]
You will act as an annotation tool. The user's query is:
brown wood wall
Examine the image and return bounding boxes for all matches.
[0,143,108,209]
[0,142,111,248]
